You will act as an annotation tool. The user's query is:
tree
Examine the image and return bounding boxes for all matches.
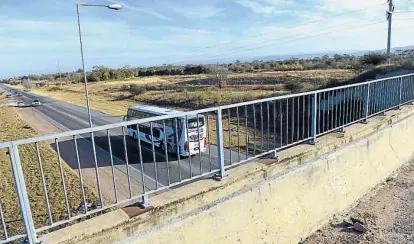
[87,72,100,82]
[209,65,230,89]
[360,53,387,66]
[92,65,110,81]
[22,77,34,89]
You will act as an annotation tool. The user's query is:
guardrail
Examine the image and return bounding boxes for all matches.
[0,73,413,243]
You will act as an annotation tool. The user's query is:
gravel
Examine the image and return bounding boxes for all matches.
[304,159,414,244]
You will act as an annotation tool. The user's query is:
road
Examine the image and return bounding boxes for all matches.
[0,84,243,203]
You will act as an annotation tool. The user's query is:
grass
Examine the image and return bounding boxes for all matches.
[15,70,355,153]
[0,94,97,240]
[24,69,356,114]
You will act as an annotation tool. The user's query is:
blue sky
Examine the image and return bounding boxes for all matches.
[0,0,413,77]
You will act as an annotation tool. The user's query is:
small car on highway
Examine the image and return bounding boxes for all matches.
[17,101,25,107]
[32,99,41,106]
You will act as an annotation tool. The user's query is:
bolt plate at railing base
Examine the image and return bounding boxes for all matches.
[272,151,279,160]
[21,237,42,244]
[309,140,319,145]
[137,195,150,209]
[335,127,346,134]
[213,172,229,181]
[137,201,150,209]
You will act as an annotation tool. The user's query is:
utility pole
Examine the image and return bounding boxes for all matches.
[58,61,62,79]
[386,0,395,65]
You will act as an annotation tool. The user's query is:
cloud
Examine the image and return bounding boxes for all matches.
[316,0,386,14]
[1,0,414,77]
[172,5,224,19]
[234,0,279,15]
[107,0,173,21]
[233,0,302,16]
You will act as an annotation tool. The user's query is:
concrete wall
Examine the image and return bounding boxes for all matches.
[42,107,414,244]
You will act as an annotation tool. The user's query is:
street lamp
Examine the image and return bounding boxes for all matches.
[76,3,122,127]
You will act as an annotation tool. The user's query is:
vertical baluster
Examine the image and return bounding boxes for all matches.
[228,109,232,165]
[149,122,159,188]
[0,202,8,240]
[163,120,171,185]
[174,119,182,180]
[55,139,71,218]
[35,142,53,223]
[105,131,118,203]
[236,107,241,162]
[121,126,132,197]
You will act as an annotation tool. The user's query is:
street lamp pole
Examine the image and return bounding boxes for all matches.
[76,3,121,127]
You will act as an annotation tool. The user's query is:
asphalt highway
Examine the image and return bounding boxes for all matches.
[1,84,243,196]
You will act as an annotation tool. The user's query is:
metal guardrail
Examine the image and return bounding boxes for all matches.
[0,74,414,243]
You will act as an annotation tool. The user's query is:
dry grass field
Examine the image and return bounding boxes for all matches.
[24,69,356,117]
[0,94,97,239]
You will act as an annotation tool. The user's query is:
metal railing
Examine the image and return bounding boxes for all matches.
[0,73,414,243]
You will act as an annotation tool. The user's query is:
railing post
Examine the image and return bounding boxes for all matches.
[215,108,227,179]
[8,143,38,244]
[363,83,370,124]
[398,77,403,109]
[138,195,150,209]
[310,93,318,145]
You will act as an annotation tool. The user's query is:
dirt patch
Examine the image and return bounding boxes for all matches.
[15,107,62,135]
[304,159,414,244]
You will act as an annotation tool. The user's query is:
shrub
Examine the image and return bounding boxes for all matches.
[284,80,303,93]
[360,53,387,66]
[46,86,63,92]
[324,79,342,89]
[129,85,146,95]
[87,72,100,82]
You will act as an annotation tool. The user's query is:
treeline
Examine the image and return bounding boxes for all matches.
[3,51,414,84]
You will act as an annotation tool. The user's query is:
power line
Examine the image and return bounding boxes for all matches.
[393,16,414,20]
[394,10,414,13]
[171,18,386,65]
[147,1,388,64]
[202,21,387,63]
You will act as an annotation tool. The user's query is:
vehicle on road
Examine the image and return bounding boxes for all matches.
[125,105,207,157]
[16,92,22,97]
[17,101,25,107]
[32,99,41,106]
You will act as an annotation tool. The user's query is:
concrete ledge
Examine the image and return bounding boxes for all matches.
[42,105,414,244]
[41,209,129,243]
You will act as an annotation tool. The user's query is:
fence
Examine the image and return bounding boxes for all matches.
[0,74,414,243]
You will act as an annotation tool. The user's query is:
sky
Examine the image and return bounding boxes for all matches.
[0,0,414,77]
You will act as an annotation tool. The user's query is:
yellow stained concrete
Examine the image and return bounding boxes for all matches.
[42,106,414,244]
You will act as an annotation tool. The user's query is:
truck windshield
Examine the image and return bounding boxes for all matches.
[187,117,204,129]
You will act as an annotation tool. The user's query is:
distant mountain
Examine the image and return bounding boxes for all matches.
[252,45,414,62]
[350,45,414,56]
